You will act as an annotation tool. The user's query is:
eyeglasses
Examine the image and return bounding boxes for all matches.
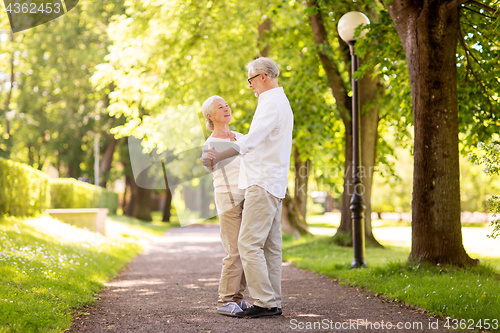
[247,73,263,84]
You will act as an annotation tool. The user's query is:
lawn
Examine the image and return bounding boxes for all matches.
[283,230,500,331]
[0,213,178,333]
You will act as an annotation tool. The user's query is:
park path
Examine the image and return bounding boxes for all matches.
[69,225,451,333]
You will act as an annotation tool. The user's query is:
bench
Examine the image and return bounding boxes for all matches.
[46,208,108,235]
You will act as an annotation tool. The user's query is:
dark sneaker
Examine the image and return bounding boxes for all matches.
[277,308,282,315]
[235,305,281,318]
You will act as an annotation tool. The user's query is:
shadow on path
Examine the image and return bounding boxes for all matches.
[70,225,450,332]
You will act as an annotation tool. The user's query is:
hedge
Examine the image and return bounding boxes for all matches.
[0,157,119,217]
[0,157,51,217]
[50,178,119,214]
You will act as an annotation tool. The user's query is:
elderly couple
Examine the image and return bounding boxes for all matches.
[200,57,293,318]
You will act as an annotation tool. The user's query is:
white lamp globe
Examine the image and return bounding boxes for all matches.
[337,12,370,42]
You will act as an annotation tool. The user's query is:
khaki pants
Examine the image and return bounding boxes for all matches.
[238,185,282,309]
[215,192,246,307]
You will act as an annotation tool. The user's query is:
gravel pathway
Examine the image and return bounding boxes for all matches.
[69,225,451,332]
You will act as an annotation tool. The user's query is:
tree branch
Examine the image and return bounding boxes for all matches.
[448,0,499,15]
[458,22,493,112]
[461,16,500,47]
[463,6,496,19]
[447,0,470,11]
[466,0,499,15]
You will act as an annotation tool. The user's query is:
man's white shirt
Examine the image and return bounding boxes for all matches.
[234,86,293,199]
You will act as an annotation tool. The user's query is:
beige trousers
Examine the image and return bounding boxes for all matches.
[238,185,282,309]
[215,192,247,307]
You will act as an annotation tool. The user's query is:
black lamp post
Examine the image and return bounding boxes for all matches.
[338,12,370,268]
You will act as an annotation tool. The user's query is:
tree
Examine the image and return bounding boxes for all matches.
[91,0,266,207]
[95,0,343,230]
[262,3,344,235]
[0,0,125,184]
[306,0,384,246]
[382,0,500,266]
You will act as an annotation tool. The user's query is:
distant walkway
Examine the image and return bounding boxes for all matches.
[309,215,500,258]
[70,225,450,332]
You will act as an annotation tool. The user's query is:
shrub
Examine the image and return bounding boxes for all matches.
[50,178,119,213]
[50,178,118,214]
[0,157,51,217]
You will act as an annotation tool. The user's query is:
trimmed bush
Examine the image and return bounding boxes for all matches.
[50,178,119,213]
[0,157,51,217]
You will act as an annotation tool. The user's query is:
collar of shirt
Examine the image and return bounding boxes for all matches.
[258,86,284,102]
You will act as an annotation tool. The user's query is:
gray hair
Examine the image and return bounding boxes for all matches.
[246,57,279,80]
[202,95,223,131]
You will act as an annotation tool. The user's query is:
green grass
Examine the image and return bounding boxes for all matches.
[0,213,178,333]
[283,234,500,329]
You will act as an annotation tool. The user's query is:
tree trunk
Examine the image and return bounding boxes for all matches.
[384,0,477,266]
[360,64,383,248]
[324,193,334,212]
[125,174,134,216]
[128,175,152,221]
[294,146,310,222]
[258,16,272,58]
[128,156,153,221]
[282,188,310,236]
[308,1,382,247]
[334,132,354,246]
[134,185,152,221]
[99,135,118,188]
[122,174,130,213]
[163,187,172,222]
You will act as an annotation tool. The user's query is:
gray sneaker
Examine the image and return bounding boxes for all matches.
[217,302,243,316]
[239,300,252,310]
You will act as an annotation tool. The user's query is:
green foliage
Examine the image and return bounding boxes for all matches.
[355,3,500,152]
[351,10,413,138]
[50,179,119,214]
[93,0,265,140]
[0,157,50,217]
[457,3,500,147]
[0,0,125,181]
[470,140,500,238]
[0,213,175,332]
[486,196,500,239]
[283,235,500,323]
[470,141,500,176]
[269,8,339,162]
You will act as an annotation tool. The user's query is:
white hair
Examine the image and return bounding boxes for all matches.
[202,95,223,131]
[246,57,280,81]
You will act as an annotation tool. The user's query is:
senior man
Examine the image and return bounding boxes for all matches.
[202,57,293,318]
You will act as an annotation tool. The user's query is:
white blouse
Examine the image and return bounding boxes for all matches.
[203,131,245,195]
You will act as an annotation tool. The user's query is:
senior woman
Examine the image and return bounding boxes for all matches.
[201,95,251,316]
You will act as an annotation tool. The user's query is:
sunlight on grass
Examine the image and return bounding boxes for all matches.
[0,214,176,333]
[283,234,500,325]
